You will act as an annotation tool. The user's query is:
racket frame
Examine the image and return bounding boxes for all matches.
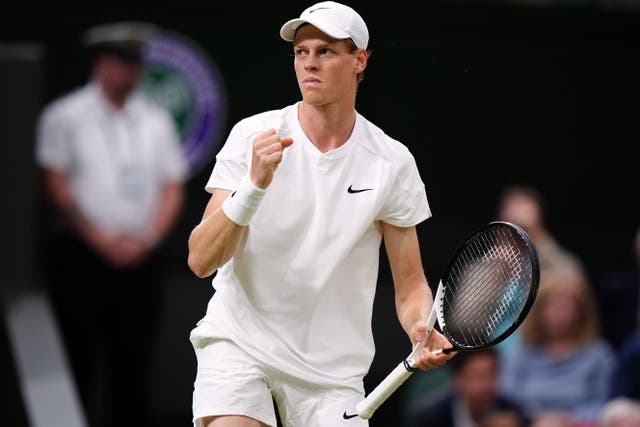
[438,220,540,351]
[344,221,539,420]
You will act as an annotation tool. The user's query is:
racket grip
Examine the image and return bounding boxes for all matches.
[354,361,414,419]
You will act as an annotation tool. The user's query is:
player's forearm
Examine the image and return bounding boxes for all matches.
[395,281,432,343]
[383,222,432,344]
[187,208,245,278]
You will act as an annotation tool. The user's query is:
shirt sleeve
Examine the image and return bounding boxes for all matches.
[205,120,251,194]
[35,103,73,172]
[377,148,431,227]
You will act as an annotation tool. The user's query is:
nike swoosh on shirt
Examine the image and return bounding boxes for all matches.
[347,185,373,194]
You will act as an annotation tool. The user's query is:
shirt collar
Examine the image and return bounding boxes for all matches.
[88,79,141,120]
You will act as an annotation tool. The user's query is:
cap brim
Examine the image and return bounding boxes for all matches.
[90,43,144,63]
[279,17,351,43]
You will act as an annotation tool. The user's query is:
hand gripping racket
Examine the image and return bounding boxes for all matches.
[343,221,540,420]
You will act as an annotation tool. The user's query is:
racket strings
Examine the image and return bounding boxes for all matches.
[441,226,533,348]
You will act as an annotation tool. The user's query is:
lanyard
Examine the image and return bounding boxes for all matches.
[101,108,146,199]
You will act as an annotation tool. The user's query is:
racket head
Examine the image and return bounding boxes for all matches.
[436,221,540,351]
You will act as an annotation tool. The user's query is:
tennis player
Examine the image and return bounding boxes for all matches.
[187,2,454,426]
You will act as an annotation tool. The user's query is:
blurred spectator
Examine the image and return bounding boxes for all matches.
[495,184,591,354]
[608,330,640,401]
[407,348,528,427]
[496,184,588,286]
[598,397,640,427]
[499,269,616,427]
[593,227,640,350]
[35,22,188,427]
[479,409,528,427]
[598,227,640,427]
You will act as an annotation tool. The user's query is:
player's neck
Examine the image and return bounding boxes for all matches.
[298,101,356,153]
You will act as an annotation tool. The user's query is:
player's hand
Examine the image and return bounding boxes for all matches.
[251,128,293,189]
[411,323,456,371]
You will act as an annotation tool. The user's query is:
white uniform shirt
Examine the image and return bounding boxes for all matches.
[36,82,188,235]
[199,103,431,390]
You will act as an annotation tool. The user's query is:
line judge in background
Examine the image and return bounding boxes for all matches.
[35,22,188,427]
[187,2,455,427]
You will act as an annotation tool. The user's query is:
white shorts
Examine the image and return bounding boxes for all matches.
[190,321,369,427]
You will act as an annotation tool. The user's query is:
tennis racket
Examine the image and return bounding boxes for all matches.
[343,220,540,420]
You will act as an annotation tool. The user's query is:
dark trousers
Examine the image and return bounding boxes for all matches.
[45,233,162,427]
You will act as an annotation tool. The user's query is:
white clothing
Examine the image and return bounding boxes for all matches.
[191,320,368,427]
[36,81,188,235]
[198,102,431,391]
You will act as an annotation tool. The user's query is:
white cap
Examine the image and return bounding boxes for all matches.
[82,21,159,47]
[279,1,369,49]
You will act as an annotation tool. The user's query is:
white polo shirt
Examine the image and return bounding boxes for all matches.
[36,82,188,236]
[198,102,430,389]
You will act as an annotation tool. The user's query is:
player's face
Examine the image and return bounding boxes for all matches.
[293,25,367,106]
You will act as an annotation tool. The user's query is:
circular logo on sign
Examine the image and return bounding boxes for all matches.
[141,31,226,178]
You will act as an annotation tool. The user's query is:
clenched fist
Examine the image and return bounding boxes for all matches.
[250,128,294,189]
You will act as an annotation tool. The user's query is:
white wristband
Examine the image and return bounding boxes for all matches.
[221,174,266,226]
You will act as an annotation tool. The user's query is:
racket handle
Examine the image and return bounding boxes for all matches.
[354,361,414,419]
[345,284,443,420]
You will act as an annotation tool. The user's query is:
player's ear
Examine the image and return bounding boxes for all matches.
[354,48,368,74]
